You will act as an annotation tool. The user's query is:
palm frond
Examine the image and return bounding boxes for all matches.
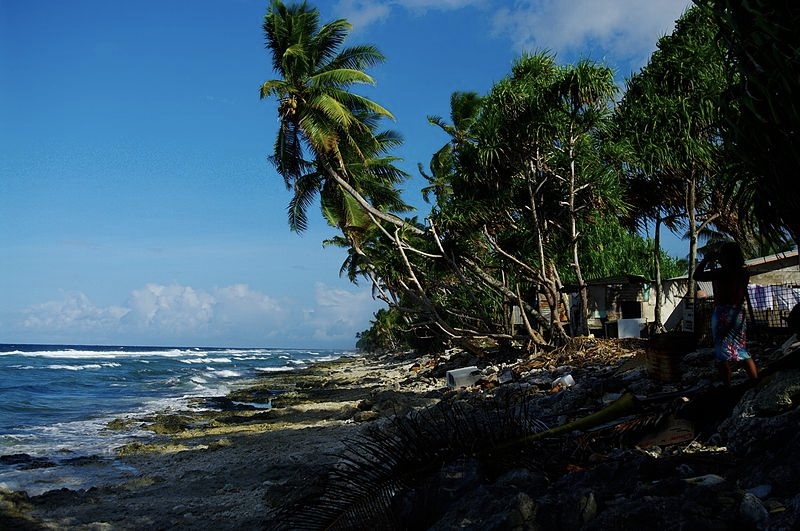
[287,172,323,232]
[264,393,550,530]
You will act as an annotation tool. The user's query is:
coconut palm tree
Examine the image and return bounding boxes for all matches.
[260,0,421,235]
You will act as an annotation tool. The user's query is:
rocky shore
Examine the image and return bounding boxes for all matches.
[2,335,800,530]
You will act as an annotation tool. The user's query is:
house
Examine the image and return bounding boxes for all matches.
[576,274,658,338]
[578,249,800,338]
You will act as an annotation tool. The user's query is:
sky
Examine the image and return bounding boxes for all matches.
[0,0,692,349]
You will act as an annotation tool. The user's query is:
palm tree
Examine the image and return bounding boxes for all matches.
[260,0,421,235]
[262,2,519,355]
[420,91,483,208]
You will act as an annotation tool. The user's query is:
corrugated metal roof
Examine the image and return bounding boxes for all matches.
[585,274,651,285]
[665,249,800,282]
[561,274,652,293]
[745,249,799,273]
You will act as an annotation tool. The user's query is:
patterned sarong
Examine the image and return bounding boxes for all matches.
[712,304,751,362]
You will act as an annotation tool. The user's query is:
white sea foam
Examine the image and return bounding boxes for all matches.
[45,364,104,371]
[254,366,293,373]
[180,358,207,364]
[14,349,195,359]
[232,400,272,410]
[0,344,350,495]
[210,370,242,378]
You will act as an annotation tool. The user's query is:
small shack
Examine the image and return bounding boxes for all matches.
[577,274,655,338]
[577,249,800,339]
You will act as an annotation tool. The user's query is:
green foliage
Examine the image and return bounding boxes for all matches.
[614,4,728,234]
[266,1,795,350]
[356,308,402,352]
[556,213,686,284]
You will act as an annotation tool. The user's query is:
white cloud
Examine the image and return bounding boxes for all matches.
[22,291,129,332]
[394,0,488,12]
[300,282,380,343]
[16,282,381,348]
[490,0,691,71]
[334,0,689,74]
[333,0,487,32]
[333,0,392,31]
[123,283,216,333]
[211,284,289,338]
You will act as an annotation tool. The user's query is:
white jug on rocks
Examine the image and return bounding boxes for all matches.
[446,366,481,388]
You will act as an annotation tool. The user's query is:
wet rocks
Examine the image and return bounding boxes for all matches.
[0,454,55,470]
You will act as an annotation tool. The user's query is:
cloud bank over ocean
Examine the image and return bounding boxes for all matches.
[16,282,378,349]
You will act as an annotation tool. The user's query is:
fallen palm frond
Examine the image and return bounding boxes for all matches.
[263,393,550,530]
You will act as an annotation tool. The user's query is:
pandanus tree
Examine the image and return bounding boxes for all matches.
[442,52,623,339]
[422,90,553,342]
[469,52,572,341]
[549,58,621,335]
[615,5,737,300]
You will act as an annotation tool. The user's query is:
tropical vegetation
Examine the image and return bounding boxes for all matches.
[260,0,798,356]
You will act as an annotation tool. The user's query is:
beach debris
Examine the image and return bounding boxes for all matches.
[446,366,482,388]
[636,414,695,447]
[684,473,726,486]
[551,373,575,391]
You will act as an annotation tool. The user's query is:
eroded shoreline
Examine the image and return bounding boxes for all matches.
[1,351,444,530]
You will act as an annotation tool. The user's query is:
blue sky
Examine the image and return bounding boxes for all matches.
[0,0,691,348]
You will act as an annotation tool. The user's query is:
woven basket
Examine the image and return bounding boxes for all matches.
[646,331,697,382]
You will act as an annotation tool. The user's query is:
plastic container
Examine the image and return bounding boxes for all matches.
[446,366,481,388]
[551,374,575,389]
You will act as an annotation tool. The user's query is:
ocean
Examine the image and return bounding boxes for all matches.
[0,343,353,494]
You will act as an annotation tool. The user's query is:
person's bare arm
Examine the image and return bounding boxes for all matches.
[693,253,718,281]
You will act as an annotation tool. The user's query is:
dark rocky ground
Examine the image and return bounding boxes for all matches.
[414,335,800,530]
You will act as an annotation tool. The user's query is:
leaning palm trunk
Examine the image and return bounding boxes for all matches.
[319,156,425,236]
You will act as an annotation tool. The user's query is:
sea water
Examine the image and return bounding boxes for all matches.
[0,343,351,494]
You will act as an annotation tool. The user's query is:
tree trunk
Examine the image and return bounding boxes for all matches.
[653,217,665,332]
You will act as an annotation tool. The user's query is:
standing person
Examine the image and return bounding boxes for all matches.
[693,241,759,386]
